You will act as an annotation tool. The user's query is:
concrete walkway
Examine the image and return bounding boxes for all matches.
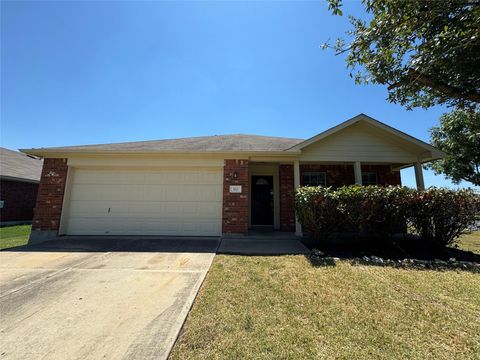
[0,237,219,360]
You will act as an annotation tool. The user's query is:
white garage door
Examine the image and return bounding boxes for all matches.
[64,168,223,236]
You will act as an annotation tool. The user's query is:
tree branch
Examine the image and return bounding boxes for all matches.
[388,69,480,103]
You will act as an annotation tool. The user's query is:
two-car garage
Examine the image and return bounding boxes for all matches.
[61,167,223,236]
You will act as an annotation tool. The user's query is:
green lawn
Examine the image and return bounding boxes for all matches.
[0,225,31,249]
[457,231,480,254]
[171,233,480,360]
[1,225,479,358]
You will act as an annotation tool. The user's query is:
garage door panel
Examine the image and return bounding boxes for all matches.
[127,202,220,218]
[71,184,133,201]
[73,171,146,185]
[69,201,221,219]
[192,203,221,217]
[68,201,112,217]
[67,218,222,236]
[66,168,223,236]
[66,218,122,235]
[72,184,222,202]
[198,171,223,184]
[159,186,222,202]
[143,170,222,185]
[145,170,213,185]
[144,185,221,202]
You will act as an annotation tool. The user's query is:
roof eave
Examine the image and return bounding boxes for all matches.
[0,175,40,184]
[20,149,302,158]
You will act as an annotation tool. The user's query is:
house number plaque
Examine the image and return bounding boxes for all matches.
[229,185,242,193]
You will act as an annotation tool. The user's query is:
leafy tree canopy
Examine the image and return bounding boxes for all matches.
[428,110,480,186]
[325,0,480,109]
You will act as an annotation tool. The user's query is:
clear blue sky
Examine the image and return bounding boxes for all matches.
[0,1,476,189]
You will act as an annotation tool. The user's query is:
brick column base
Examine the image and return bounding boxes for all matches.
[30,158,68,244]
[279,164,295,232]
[222,159,249,234]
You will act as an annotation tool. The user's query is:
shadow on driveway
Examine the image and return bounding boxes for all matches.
[2,236,221,253]
[2,236,310,256]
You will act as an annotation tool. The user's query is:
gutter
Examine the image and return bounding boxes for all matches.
[19,149,302,158]
[0,175,40,184]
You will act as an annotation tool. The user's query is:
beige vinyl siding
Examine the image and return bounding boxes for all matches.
[300,123,419,163]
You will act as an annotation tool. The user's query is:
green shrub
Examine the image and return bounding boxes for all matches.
[338,185,412,239]
[294,185,479,247]
[295,186,343,239]
[405,188,480,247]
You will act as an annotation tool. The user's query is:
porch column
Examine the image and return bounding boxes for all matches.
[414,161,425,190]
[293,160,302,236]
[354,161,362,185]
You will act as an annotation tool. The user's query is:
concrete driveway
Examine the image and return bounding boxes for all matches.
[0,237,219,360]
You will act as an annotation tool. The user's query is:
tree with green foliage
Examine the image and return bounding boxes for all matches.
[428,110,480,186]
[325,0,480,186]
[325,0,480,109]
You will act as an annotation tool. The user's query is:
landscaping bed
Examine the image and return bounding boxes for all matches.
[304,232,480,273]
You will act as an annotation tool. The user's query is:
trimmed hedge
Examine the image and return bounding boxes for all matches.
[295,185,479,247]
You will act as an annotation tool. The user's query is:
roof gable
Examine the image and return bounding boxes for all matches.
[290,114,445,161]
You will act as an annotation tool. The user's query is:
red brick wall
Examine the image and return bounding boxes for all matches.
[32,158,68,232]
[222,159,249,234]
[300,164,355,187]
[0,180,39,222]
[361,165,401,186]
[279,164,295,232]
[300,164,401,187]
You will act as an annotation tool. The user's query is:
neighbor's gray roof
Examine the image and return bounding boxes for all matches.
[27,134,305,153]
[0,147,43,182]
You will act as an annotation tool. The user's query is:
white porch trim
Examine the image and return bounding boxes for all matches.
[293,160,302,236]
[414,161,425,190]
[354,161,362,185]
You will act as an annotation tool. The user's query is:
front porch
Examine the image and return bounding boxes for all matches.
[221,115,441,237]
[222,159,425,236]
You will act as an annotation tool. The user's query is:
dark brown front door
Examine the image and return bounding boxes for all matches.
[251,176,274,226]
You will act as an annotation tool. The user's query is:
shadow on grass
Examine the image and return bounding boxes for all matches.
[303,236,480,273]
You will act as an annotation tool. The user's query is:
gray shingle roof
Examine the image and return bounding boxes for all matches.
[0,147,43,182]
[28,134,304,153]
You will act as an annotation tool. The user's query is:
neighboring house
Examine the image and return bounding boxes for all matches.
[0,147,43,225]
[22,114,444,243]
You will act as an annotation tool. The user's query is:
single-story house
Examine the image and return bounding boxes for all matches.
[0,147,43,225]
[22,114,444,243]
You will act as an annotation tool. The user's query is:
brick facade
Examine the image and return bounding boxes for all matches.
[0,180,39,222]
[27,158,401,240]
[262,163,401,233]
[361,165,401,186]
[279,165,295,232]
[300,164,355,187]
[222,159,249,234]
[300,164,401,187]
[31,158,68,232]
